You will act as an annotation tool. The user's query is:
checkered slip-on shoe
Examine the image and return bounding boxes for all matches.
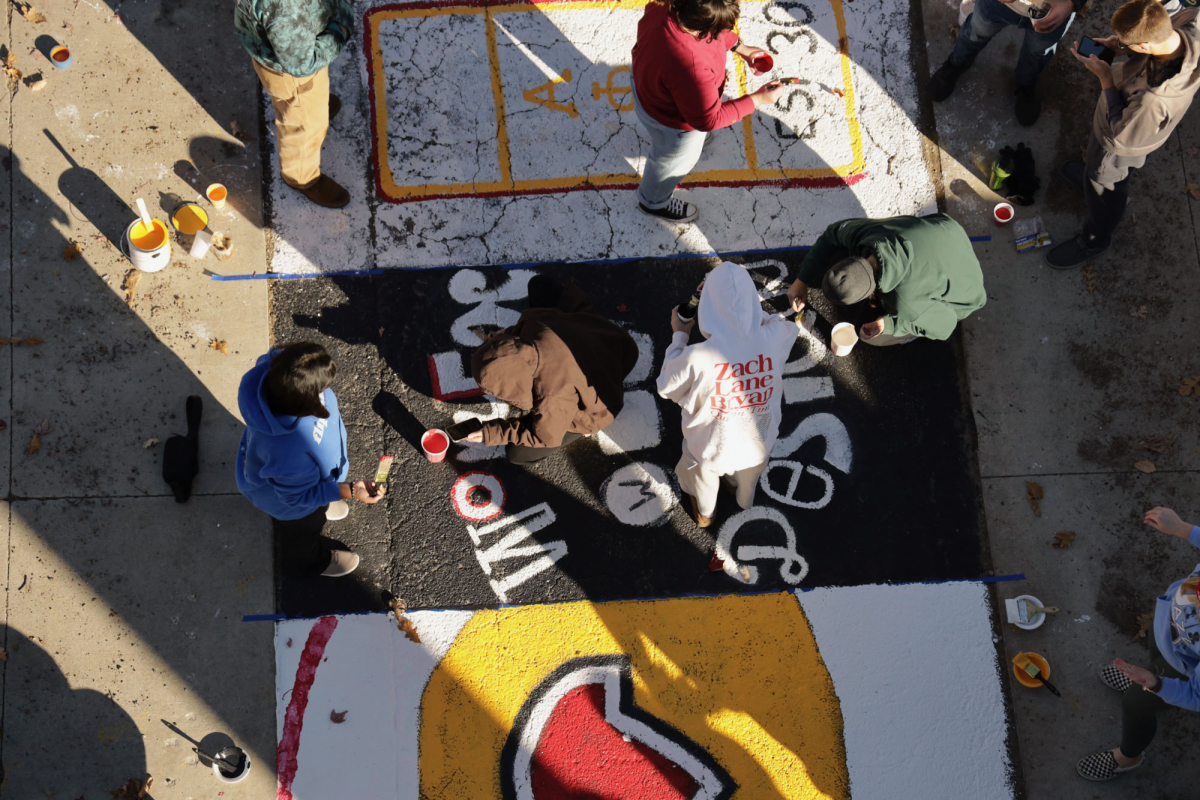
[1076,750,1143,781]
[1099,664,1133,693]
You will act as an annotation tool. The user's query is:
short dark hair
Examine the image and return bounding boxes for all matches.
[672,0,740,42]
[1112,0,1172,44]
[265,342,337,419]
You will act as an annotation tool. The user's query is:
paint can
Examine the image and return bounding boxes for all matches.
[206,183,227,210]
[421,429,450,463]
[750,53,774,75]
[171,202,209,236]
[49,45,72,69]
[830,322,858,357]
[993,202,1014,227]
[210,746,251,784]
[122,218,171,272]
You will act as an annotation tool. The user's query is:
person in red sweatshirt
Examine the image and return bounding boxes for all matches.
[631,0,786,223]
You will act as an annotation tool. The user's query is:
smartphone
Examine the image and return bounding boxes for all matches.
[446,417,485,442]
[366,455,394,497]
[1079,36,1116,64]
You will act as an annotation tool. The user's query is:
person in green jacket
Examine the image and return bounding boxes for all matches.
[786,214,987,345]
[234,0,355,209]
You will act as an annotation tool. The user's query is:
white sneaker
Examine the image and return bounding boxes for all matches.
[320,550,360,577]
[326,500,349,521]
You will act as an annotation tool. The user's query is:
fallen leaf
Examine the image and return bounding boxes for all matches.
[398,616,421,643]
[286,638,293,648]
[108,776,152,798]
[34,418,51,435]
[210,339,229,355]
[330,709,347,723]
[1134,460,1157,474]
[1025,481,1044,516]
[21,72,43,89]
[1180,375,1200,396]
[62,242,82,261]
[0,647,7,662]
[707,554,725,571]
[1184,182,1200,201]
[230,119,250,141]
[121,268,140,305]
[1051,530,1076,548]
[388,596,407,616]
[26,432,40,455]
[830,87,845,98]
[1131,611,1154,642]
[0,420,8,431]
[16,3,46,24]
[1139,433,1178,455]
[142,438,158,448]
[1130,305,1148,320]
[737,564,752,582]
[1080,264,1098,294]
[948,22,960,39]
[24,336,42,346]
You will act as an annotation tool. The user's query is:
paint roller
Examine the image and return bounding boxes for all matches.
[1005,598,1059,624]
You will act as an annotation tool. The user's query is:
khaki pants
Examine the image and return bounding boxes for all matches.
[675,448,767,518]
[252,60,329,189]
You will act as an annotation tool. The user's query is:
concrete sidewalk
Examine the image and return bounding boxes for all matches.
[0,0,274,796]
[921,0,1200,795]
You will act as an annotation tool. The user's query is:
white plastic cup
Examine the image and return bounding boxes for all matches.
[831,322,858,357]
[993,202,1015,226]
[421,429,450,463]
[189,228,213,259]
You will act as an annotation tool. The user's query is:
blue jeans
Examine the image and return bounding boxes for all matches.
[950,0,1074,86]
[631,78,708,209]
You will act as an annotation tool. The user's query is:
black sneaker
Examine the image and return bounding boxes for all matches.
[329,93,342,120]
[1015,84,1040,126]
[1045,234,1109,270]
[1076,749,1143,781]
[1059,160,1086,191]
[639,197,698,223]
[928,59,969,102]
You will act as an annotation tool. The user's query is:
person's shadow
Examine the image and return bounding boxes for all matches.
[48,128,132,247]
[1,625,150,796]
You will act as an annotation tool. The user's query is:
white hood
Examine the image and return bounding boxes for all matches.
[698,262,760,340]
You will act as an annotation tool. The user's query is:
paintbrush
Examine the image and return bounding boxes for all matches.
[1013,653,1061,697]
[1005,598,1059,624]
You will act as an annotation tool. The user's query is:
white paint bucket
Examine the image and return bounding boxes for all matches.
[210,747,251,783]
[830,322,858,357]
[122,218,171,272]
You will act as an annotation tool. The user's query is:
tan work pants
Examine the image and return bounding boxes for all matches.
[252,60,329,190]
[675,447,767,518]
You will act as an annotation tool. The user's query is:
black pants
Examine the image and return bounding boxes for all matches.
[506,432,584,465]
[273,506,333,575]
[1084,175,1129,249]
[1120,631,1186,758]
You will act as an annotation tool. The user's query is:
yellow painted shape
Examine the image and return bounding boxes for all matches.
[171,203,209,236]
[592,66,633,111]
[522,69,579,118]
[129,219,167,251]
[419,593,849,799]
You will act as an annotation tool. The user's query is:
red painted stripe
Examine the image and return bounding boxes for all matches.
[276,616,339,800]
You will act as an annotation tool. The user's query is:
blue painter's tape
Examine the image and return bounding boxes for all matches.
[210,268,387,281]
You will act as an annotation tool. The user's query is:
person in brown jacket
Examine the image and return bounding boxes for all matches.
[1047,0,1200,268]
[465,276,639,464]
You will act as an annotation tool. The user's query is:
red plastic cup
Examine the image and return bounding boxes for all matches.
[993,202,1014,227]
[750,53,774,75]
[421,429,450,463]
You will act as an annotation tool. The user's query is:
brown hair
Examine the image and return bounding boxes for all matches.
[1112,0,1173,45]
[265,342,337,419]
[672,0,740,42]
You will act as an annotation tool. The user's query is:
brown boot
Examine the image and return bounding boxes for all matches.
[290,174,350,209]
[687,493,712,528]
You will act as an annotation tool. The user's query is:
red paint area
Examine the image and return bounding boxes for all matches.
[422,430,449,454]
[530,684,700,800]
[276,616,339,800]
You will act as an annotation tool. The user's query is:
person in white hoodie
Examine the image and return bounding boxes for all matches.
[656,262,799,526]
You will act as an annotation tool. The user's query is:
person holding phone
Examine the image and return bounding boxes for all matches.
[630,0,787,223]
[1076,506,1200,781]
[236,342,385,578]
[928,0,1080,125]
[1046,0,1200,268]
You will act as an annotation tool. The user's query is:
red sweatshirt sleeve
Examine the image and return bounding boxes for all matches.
[667,53,756,132]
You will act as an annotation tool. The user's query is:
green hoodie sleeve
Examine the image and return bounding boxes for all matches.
[238,0,351,78]
[881,304,959,341]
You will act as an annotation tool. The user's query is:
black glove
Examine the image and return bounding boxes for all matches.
[1002,142,1040,206]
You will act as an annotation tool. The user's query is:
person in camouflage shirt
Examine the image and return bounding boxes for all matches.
[234,0,355,208]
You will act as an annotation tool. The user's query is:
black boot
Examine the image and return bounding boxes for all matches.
[928,59,969,102]
[1015,84,1040,126]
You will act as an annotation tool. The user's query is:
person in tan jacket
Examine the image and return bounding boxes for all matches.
[1048,0,1200,268]
[465,276,640,464]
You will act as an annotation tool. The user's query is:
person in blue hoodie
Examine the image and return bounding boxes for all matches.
[1076,505,1200,781]
[236,342,384,578]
